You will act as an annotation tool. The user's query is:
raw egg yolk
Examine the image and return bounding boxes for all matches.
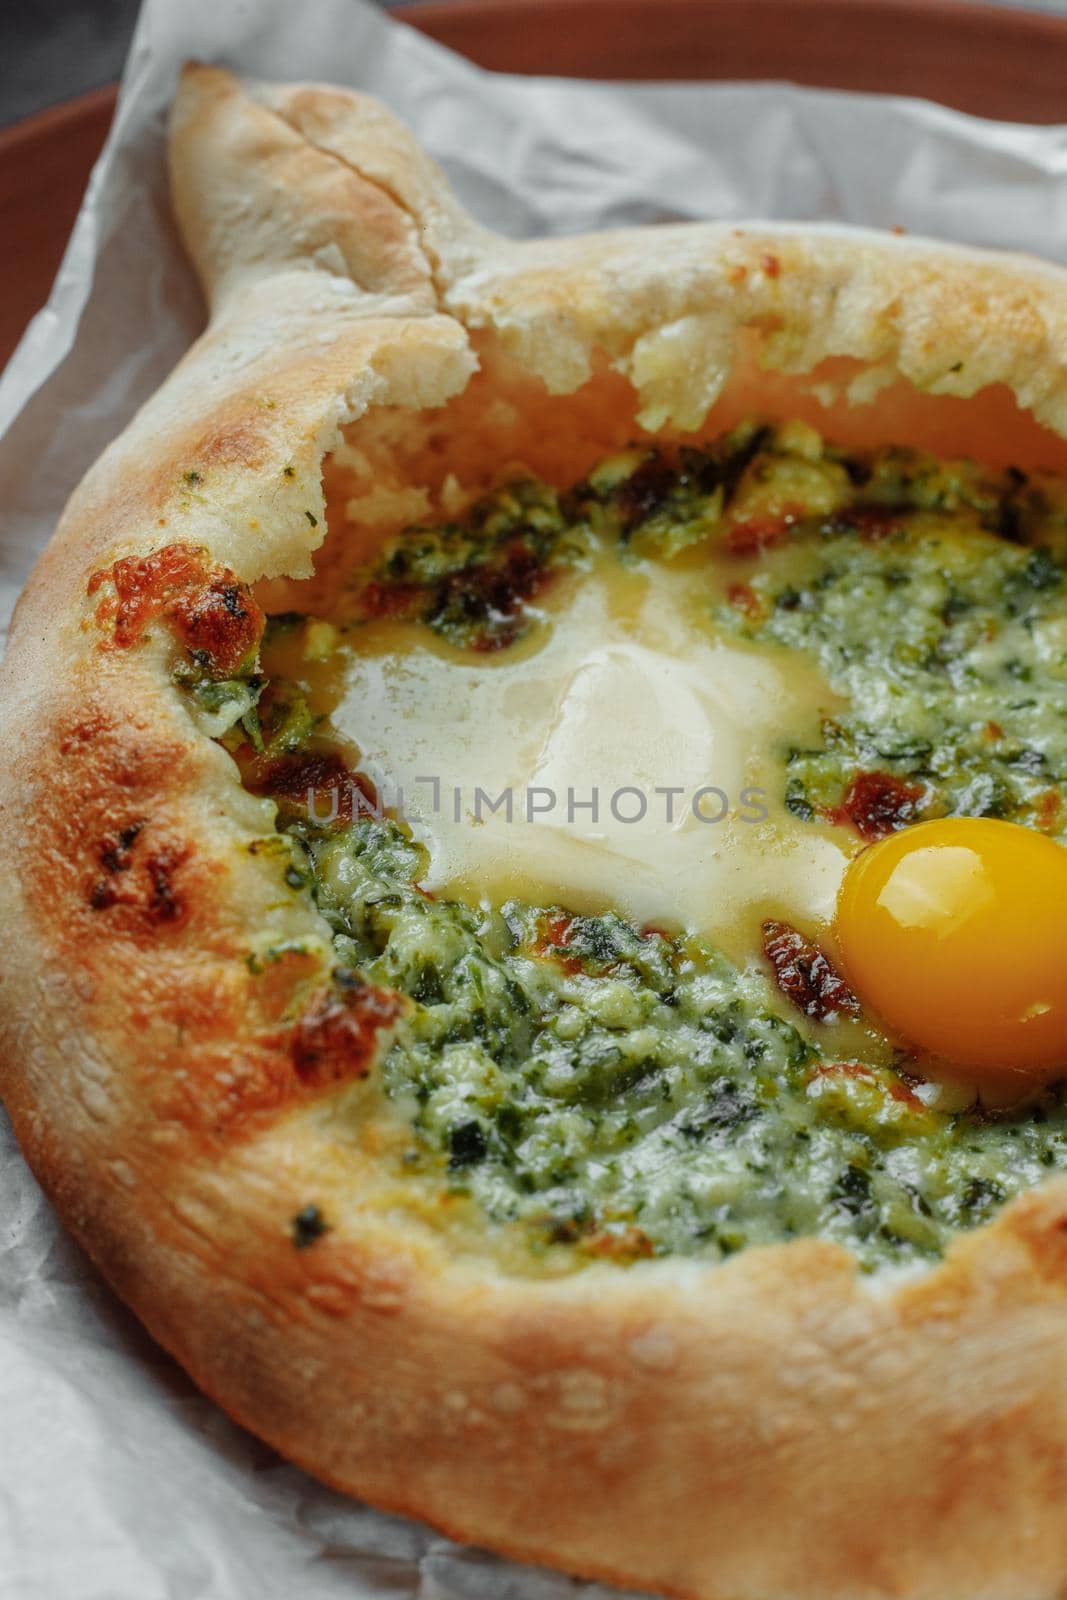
[834,817,1067,1079]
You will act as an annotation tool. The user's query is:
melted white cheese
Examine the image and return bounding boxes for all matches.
[331,556,852,957]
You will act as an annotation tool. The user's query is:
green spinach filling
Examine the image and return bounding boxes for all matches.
[197,421,1067,1270]
[297,814,1066,1266]
[720,517,1067,834]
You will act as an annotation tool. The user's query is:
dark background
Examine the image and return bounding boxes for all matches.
[5,0,141,125]
[5,0,1067,128]
[1,0,400,126]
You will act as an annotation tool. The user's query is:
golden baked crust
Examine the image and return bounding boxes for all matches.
[4,63,1067,1600]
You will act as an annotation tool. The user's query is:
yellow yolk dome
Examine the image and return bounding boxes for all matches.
[835,817,1067,1079]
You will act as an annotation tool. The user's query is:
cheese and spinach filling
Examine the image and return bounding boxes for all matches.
[199,421,1067,1270]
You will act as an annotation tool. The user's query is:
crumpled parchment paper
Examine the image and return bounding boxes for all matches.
[5,2,1067,1594]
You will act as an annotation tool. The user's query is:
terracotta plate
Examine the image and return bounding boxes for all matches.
[3,0,1067,367]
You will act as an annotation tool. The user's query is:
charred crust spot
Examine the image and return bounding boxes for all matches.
[260,750,351,797]
[172,965,403,1140]
[169,578,260,675]
[88,880,120,911]
[615,451,676,530]
[88,543,264,676]
[290,976,403,1088]
[291,1204,328,1248]
[90,818,147,899]
[361,537,558,653]
[762,919,861,1022]
[89,544,207,646]
[245,749,377,825]
[86,823,189,926]
[145,845,189,924]
[829,770,924,841]
[464,544,557,654]
[98,818,145,875]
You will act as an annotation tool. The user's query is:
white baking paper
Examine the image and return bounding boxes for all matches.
[5,2,1067,1594]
